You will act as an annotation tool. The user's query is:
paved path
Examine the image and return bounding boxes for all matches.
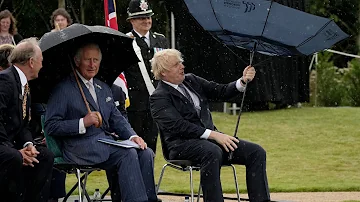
[66,192,360,202]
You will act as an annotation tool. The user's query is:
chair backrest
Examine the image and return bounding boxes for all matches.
[158,129,171,161]
[40,115,65,163]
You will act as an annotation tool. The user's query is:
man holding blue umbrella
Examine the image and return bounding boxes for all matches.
[150,49,270,202]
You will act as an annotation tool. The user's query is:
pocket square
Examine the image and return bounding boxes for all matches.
[106,97,112,102]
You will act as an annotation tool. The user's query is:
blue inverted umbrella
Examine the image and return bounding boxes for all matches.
[183,0,349,57]
[182,0,349,159]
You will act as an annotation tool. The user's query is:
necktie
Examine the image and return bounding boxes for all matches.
[178,83,194,105]
[141,36,149,47]
[179,83,201,116]
[22,83,29,119]
[87,82,98,106]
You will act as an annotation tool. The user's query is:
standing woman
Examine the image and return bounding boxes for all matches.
[50,8,72,32]
[0,10,22,45]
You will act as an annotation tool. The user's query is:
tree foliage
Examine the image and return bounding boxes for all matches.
[307,0,360,55]
[0,0,169,39]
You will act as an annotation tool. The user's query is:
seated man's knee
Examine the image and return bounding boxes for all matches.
[39,146,55,164]
[126,148,139,158]
[4,148,23,169]
[204,144,223,162]
[139,147,155,159]
[253,144,266,159]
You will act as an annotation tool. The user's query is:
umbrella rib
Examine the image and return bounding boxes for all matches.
[296,19,333,48]
[258,41,281,55]
[208,0,226,37]
[208,0,242,49]
[260,0,275,38]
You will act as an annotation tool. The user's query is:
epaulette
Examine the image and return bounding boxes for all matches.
[154,32,165,37]
[126,32,134,39]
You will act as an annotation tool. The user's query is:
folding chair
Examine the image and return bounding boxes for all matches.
[41,115,111,202]
[155,130,241,202]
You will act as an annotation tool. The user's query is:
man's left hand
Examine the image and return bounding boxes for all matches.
[131,136,147,150]
[242,66,256,82]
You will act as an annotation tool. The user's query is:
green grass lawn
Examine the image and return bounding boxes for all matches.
[66,107,360,194]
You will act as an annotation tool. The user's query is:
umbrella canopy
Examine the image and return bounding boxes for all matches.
[182,0,349,56]
[30,23,138,103]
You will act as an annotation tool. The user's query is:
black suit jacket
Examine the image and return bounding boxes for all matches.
[150,73,240,156]
[0,66,33,148]
[125,30,169,111]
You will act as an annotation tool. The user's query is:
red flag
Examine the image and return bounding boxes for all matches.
[104,0,130,107]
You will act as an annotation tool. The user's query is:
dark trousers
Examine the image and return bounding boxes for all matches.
[128,110,159,154]
[172,139,270,202]
[49,168,66,199]
[0,145,54,202]
[96,146,158,202]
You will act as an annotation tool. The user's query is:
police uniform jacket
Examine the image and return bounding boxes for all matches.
[125,30,169,112]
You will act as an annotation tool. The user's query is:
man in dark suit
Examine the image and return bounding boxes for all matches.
[125,0,169,154]
[45,43,159,202]
[149,49,271,202]
[0,38,54,202]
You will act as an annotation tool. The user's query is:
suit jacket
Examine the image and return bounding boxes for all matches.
[150,73,240,157]
[0,66,33,148]
[125,30,169,111]
[45,74,136,165]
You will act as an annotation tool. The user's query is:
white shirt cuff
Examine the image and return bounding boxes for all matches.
[129,135,139,140]
[23,141,33,148]
[236,77,246,92]
[200,129,211,139]
[79,118,86,134]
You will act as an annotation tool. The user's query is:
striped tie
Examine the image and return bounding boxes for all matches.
[178,83,194,105]
[22,83,29,119]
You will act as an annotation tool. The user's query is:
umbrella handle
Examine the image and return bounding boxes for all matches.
[71,67,103,128]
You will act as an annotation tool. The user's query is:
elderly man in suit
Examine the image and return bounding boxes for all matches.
[0,38,54,202]
[45,43,159,202]
[150,49,271,202]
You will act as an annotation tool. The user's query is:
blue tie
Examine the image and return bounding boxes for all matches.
[178,83,194,105]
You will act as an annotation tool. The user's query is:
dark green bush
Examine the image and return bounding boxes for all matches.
[343,59,360,106]
[315,52,346,106]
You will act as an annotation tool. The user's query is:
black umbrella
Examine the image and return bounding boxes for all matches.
[30,23,138,104]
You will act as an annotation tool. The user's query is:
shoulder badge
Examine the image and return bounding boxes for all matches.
[126,32,134,39]
[154,32,165,37]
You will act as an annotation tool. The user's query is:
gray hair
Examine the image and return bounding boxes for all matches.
[74,43,102,63]
[151,49,183,80]
[9,37,39,65]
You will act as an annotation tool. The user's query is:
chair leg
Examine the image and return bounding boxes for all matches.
[82,172,92,202]
[230,164,241,202]
[63,170,88,202]
[156,164,170,194]
[189,166,194,202]
[101,187,111,199]
[196,182,201,202]
[76,169,83,202]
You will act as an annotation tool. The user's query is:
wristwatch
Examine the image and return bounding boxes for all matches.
[240,78,247,85]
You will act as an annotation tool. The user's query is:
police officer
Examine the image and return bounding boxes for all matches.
[125,0,169,154]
